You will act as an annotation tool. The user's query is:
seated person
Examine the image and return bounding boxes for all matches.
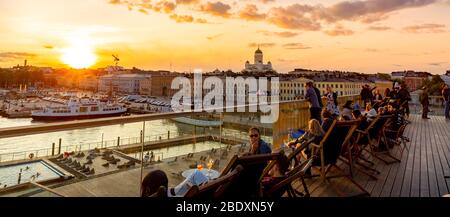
[341,100,354,120]
[321,109,335,133]
[261,152,290,197]
[141,170,169,197]
[141,169,211,197]
[169,168,209,197]
[363,103,378,122]
[247,127,272,155]
[287,119,324,166]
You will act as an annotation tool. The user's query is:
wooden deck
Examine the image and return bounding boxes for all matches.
[295,114,450,197]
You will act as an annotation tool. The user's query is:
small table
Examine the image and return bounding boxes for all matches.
[182,169,220,180]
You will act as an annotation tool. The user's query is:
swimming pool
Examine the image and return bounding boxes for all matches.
[0,160,65,189]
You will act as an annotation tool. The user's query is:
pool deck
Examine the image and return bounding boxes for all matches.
[52,145,245,197]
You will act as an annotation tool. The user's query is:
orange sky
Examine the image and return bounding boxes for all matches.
[0,0,449,74]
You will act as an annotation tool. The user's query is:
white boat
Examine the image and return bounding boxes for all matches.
[32,98,127,121]
[171,117,223,127]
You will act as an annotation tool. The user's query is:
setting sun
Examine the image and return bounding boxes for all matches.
[61,46,97,69]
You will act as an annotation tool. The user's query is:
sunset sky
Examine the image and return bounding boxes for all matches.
[0,0,449,74]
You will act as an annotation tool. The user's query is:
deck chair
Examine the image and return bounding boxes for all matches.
[184,165,243,198]
[261,156,314,198]
[346,117,383,180]
[220,153,284,198]
[383,123,409,157]
[309,119,370,197]
[367,115,401,164]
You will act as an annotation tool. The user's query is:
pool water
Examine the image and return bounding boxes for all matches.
[0,161,64,189]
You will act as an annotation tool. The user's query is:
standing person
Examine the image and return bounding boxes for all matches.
[305,82,322,123]
[420,87,430,119]
[360,85,369,107]
[442,84,450,119]
[248,127,272,155]
[398,83,411,118]
[325,87,338,115]
[313,83,324,109]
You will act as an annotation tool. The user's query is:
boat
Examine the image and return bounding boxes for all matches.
[31,97,127,121]
[171,117,223,127]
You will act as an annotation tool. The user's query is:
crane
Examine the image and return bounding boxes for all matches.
[112,54,120,66]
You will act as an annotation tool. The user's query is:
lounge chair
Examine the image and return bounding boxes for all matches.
[184,165,243,198]
[219,153,284,198]
[308,119,370,197]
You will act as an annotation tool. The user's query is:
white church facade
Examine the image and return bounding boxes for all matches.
[243,48,274,73]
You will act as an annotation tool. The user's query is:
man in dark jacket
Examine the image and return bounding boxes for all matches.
[442,84,450,119]
[398,83,411,118]
[313,83,323,109]
[420,87,430,119]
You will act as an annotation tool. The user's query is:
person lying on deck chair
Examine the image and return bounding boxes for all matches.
[287,119,325,165]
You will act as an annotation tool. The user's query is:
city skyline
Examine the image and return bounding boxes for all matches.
[0,0,450,74]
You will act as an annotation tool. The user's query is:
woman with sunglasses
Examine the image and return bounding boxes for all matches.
[248,127,272,155]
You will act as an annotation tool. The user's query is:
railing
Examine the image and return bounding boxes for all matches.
[0,97,360,164]
[0,130,195,163]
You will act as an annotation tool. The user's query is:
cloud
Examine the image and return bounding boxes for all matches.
[107,0,439,35]
[43,45,54,49]
[239,4,267,21]
[326,0,437,23]
[248,43,276,48]
[175,0,200,5]
[153,1,177,13]
[429,62,446,66]
[324,24,354,36]
[266,4,322,31]
[264,0,437,31]
[169,14,209,23]
[365,48,381,52]
[282,43,311,50]
[368,25,391,31]
[0,52,37,62]
[260,0,275,3]
[258,30,299,38]
[206,33,223,40]
[403,23,446,33]
[200,1,232,18]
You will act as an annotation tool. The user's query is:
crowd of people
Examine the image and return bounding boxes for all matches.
[139,81,450,197]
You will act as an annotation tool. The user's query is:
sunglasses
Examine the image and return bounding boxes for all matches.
[250,134,259,138]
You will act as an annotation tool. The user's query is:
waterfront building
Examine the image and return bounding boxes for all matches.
[99,74,151,94]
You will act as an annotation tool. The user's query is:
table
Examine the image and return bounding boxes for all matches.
[182,169,220,180]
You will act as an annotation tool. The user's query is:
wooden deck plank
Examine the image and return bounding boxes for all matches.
[431,118,449,196]
[400,115,420,197]
[419,119,430,197]
[409,115,423,197]
[427,118,441,197]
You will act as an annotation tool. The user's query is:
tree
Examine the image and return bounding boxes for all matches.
[421,75,444,96]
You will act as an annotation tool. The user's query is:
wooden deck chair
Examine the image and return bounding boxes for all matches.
[184,165,243,198]
[220,153,283,198]
[261,157,315,198]
[309,119,370,197]
[345,117,383,180]
[367,115,401,164]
